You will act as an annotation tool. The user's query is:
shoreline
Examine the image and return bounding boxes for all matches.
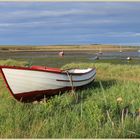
[0,44,138,52]
[0,47,138,53]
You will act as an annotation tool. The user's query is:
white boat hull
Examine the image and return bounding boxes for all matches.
[0,66,96,102]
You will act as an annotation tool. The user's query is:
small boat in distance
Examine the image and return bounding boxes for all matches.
[98,47,103,54]
[93,55,99,60]
[59,50,64,57]
[127,57,132,60]
[0,65,96,102]
[119,46,122,53]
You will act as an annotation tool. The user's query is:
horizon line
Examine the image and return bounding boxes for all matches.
[0,43,139,47]
[0,0,140,2]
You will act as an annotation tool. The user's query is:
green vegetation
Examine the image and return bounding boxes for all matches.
[22,57,90,68]
[17,57,140,68]
[0,59,27,67]
[62,62,140,82]
[0,59,140,138]
[0,44,138,52]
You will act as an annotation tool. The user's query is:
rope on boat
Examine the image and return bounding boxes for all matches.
[66,71,78,103]
[65,71,74,92]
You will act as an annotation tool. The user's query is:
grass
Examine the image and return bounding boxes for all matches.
[0,59,27,67]
[0,44,138,52]
[62,62,140,82]
[0,59,140,138]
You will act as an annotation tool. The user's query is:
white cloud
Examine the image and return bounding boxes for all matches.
[0,2,140,45]
[93,32,140,38]
[0,2,140,28]
[0,9,108,22]
[134,33,140,36]
[0,2,138,21]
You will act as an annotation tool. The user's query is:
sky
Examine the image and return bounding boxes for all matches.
[0,2,140,46]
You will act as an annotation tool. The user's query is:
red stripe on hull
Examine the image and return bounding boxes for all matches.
[14,79,95,103]
[0,69,16,100]
[14,87,72,102]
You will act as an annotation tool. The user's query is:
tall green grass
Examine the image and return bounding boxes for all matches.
[0,59,140,138]
[62,62,140,82]
[0,59,27,67]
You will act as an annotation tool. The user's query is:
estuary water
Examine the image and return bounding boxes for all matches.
[90,51,140,60]
[0,50,139,60]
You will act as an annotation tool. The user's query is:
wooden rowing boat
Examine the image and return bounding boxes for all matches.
[0,65,96,102]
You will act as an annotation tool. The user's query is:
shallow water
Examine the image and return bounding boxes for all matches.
[0,51,139,67]
[0,51,140,59]
[0,51,91,59]
[90,51,140,60]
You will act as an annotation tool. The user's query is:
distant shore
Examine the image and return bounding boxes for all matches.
[0,44,138,52]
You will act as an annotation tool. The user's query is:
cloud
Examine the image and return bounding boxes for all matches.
[0,2,139,21]
[90,32,140,38]
[0,9,82,19]
[0,2,140,45]
[0,2,140,27]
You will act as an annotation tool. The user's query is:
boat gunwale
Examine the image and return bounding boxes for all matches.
[0,65,95,75]
[56,72,96,82]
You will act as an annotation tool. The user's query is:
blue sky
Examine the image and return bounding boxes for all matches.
[0,2,140,46]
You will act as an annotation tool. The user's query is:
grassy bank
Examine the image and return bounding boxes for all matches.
[0,44,138,52]
[0,59,27,66]
[0,60,140,138]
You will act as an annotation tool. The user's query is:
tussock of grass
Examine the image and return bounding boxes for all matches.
[0,59,27,67]
[0,60,140,138]
[62,62,140,82]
